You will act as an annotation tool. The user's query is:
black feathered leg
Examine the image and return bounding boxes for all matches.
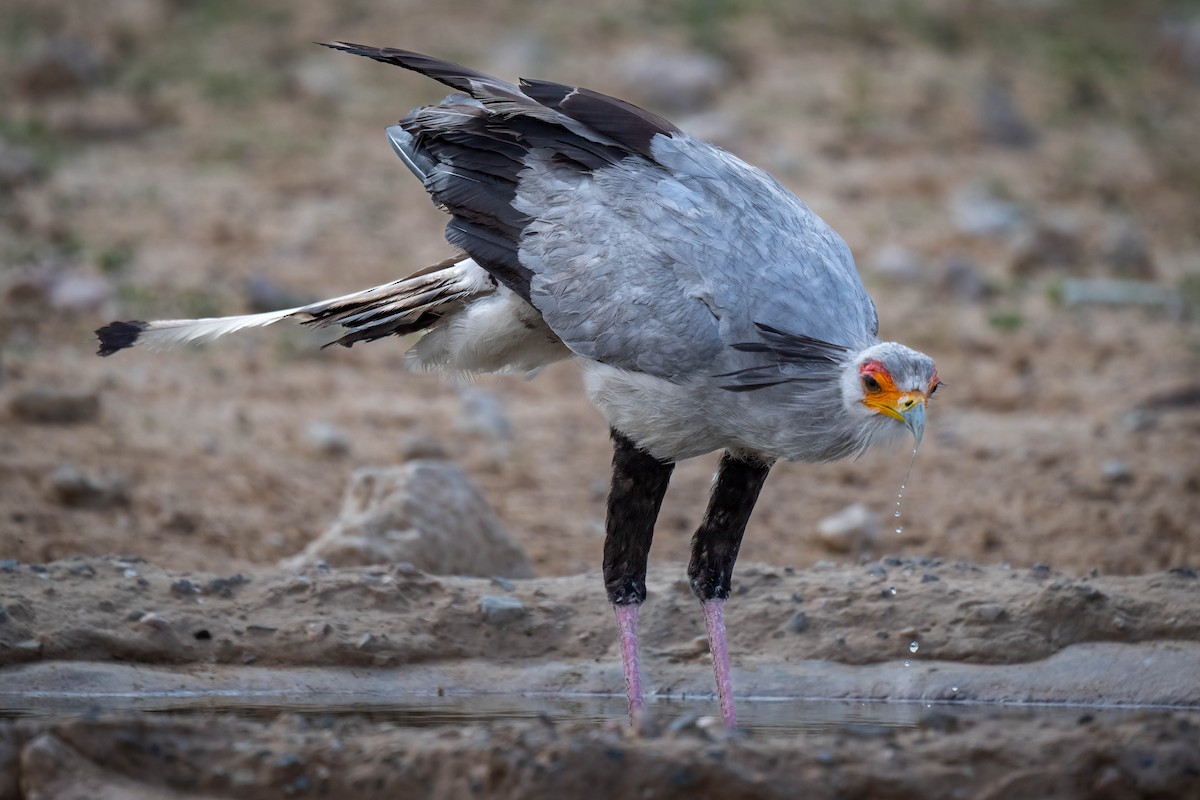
[688,450,773,727]
[603,430,674,723]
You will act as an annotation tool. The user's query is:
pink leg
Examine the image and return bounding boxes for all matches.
[702,599,737,728]
[614,604,645,725]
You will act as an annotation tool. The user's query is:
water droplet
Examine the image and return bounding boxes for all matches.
[951,686,959,693]
[909,641,919,654]
[894,510,902,518]
[887,586,897,596]
[903,659,911,667]
[895,527,903,535]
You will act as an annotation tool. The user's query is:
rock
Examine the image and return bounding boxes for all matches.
[48,272,112,313]
[45,464,129,509]
[291,57,348,102]
[1102,458,1133,484]
[0,137,42,188]
[1158,17,1200,81]
[615,45,728,113]
[303,421,351,458]
[1100,217,1155,278]
[480,595,526,625]
[950,183,1023,236]
[282,461,534,578]
[976,76,1037,149]
[9,387,100,424]
[936,256,990,303]
[399,430,448,461]
[1009,213,1084,276]
[1060,279,1182,312]
[14,38,105,99]
[785,610,809,633]
[243,275,314,313]
[816,504,881,553]
[868,244,924,284]
[457,389,513,440]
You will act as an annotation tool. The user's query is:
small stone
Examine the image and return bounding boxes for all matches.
[136,612,170,631]
[614,45,728,113]
[0,560,17,571]
[399,430,448,461]
[1100,217,1155,278]
[816,504,881,553]
[15,639,41,654]
[950,183,1023,236]
[10,388,100,425]
[49,273,112,313]
[785,610,809,633]
[457,388,513,440]
[305,622,332,640]
[1009,212,1084,276]
[921,573,940,583]
[357,633,379,650]
[170,578,200,596]
[936,256,990,303]
[303,421,351,457]
[976,76,1037,149]
[869,244,924,284]
[490,576,516,592]
[480,595,526,625]
[45,464,128,509]
[1101,458,1133,484]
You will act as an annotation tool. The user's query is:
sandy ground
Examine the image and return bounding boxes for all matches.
[2,0,1200,796]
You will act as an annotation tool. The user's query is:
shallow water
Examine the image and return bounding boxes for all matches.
[0,690,1162,739]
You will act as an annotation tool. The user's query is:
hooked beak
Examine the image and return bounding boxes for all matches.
[901,400,926,447]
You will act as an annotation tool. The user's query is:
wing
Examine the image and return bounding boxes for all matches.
[326,44,878,379]
[517,135,879,378]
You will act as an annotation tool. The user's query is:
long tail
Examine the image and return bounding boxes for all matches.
[96,257,495,356]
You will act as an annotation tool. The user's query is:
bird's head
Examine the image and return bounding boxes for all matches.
[841,342,940,446]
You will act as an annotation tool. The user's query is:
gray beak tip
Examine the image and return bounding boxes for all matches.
[902,402,926,447]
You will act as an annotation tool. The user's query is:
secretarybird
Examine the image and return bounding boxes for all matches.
[97,43,940,728]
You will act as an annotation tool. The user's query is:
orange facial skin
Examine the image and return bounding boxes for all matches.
[859,361,938,421]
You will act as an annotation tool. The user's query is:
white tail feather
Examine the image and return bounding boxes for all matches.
[135,307,310,350]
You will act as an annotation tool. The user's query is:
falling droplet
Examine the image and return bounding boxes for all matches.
[951,686,959,693]
[895,526,903,535]
[909,641,919,654]
[892,447,920,538]
[903,659,911,668]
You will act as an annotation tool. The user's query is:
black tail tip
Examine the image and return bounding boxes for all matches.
[96,320,148,357]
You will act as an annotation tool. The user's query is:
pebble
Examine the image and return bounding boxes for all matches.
[457,388,513,440]
[170,579,200,596]
[0,137,42,188]
[785,610,809,633]
[816,504,881,553]
[303,421,351,457]
[936,256,990,303]
[45,464,129,509]
[480,595,526,625]
[1102,458,1133,483]
[136,612,170,631]
[49,273,112,312]
[1009,213,1084,276]
[614,45,728,113]
[1100,217,1155,278]
[399,430,449,461]
[950,183,1023,236]
[10,387,100,425]
[976,76,1037,149]
[869,244,924,284]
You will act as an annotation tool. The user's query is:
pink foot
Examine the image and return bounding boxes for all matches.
[702,599,737,728]
[614,603,644,725]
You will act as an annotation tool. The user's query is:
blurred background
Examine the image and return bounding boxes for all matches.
[1,0,1198,577]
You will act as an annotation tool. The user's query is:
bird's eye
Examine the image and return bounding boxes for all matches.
[862,374,881,393]
[929,380,941,397]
